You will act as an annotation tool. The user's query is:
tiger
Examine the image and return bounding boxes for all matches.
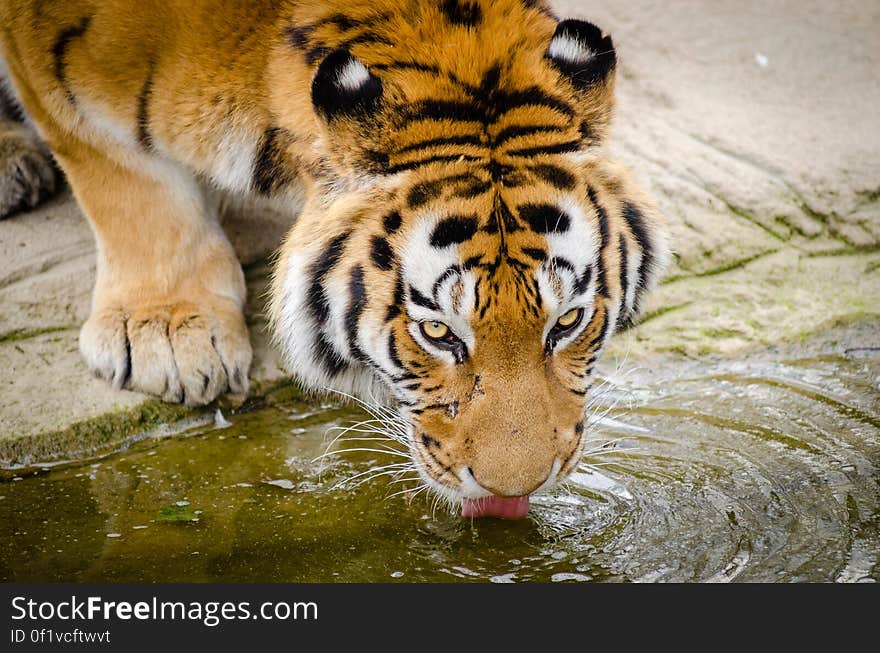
[0,0,670,517]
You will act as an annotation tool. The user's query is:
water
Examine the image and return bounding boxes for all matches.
[1,344,878,582]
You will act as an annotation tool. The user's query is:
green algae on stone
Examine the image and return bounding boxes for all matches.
[157,502,200,523]
[0,379,300,470]
[0,326,74,344]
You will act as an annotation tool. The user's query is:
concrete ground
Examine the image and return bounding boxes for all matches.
[1,0,878,465]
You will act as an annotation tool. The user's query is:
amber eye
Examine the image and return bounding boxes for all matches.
[419,320,467,362]
[557,308,581,328]
[547,307,585,349]
[421,320,450,340]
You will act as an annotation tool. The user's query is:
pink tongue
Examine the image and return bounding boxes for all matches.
[461,495,530,519]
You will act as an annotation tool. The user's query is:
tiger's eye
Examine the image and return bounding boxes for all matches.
[421,320,450,340]
[556,308,581,328]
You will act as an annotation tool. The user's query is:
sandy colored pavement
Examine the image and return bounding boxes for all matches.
[1,1,878,464]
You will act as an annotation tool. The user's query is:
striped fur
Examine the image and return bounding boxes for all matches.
[0,0,670,499]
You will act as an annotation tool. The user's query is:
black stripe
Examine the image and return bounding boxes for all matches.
[519,203,571,233]
[345,266,368,360]
[430,214,478,247]
[319,13,359,32]
[363,149,390,169]
[386,154,482,175]
[507,140,581,158]
[370,61,443,76]
[305,46,332,65]
[478,293,491,319]
[395,134,484,156]
[550,257,576,275]
[387,332,405,370]
[479,62,502,96]
[522,248,547,262]
[322,11,394,33]
[370,235,395,271]
[587,186,610,297]
[621,202,655,315]
[385,303,401,321]
[285,11,369,49]
[136,60,156,150]
[579,120,594,142]
[486,198,522,233]
[339,31,395,53]
[531,164,576,190]
[385,275,406,321]
[488,161,516,182]
[306,232,351,326]
[421,433,441,448]
[492,124,563,146]
[383,211,402,234]
[409,286,440,311]
[617,234,629,326]
[252,127,292,195]
[406,174,474,208]
[314,331,349,377]
[304,30,396,65]
[408,88,572,131]
[441,0,482,27]
[285,25,310,49]
[495,87,575,119]
[587,307,609,350]
[51,16,92,104]
[574,265,592,295]
[454,178,492,198]
[532,276,543,311]
[404,99,487,125]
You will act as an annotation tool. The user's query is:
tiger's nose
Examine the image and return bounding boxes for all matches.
[464,458,560,498]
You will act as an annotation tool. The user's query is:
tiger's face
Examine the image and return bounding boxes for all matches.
[269,2,669,515]
[387,181,607,502]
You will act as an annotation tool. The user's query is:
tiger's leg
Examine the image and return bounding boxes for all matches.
[0,74,56,217]
[0,117,57,218]
[58,138,252,405]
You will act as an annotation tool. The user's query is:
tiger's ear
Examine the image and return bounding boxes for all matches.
[311,48,383,121]
[546,19,617,142]
[546,19,616,89]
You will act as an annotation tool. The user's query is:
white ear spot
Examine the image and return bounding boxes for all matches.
[335,58,371,91]
[548,34,594,64]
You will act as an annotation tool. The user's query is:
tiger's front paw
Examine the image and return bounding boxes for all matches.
[0,122,57,218]
[80,300,252,406]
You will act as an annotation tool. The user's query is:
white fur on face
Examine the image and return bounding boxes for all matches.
[399,214,477,356]
[548,33,594,63]
[272,243,388,400]
[544,194,600,275]
[457,467,493,499]
[535,194,602,347]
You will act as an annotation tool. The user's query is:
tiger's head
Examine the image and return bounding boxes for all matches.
[269,1,670,515]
